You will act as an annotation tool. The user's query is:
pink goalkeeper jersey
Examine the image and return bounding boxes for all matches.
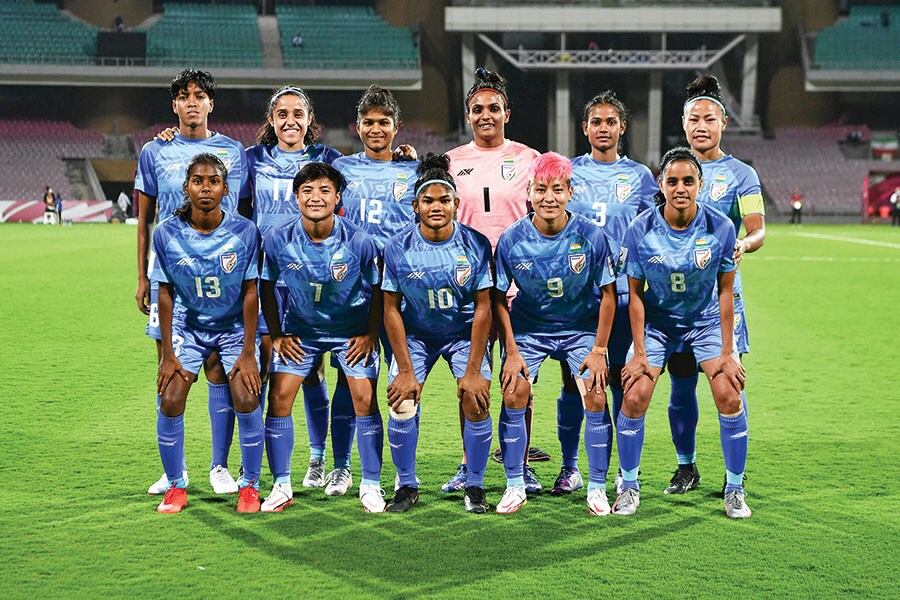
[447,139,540,250]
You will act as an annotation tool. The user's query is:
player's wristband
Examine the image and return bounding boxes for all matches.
[591,346,608,356]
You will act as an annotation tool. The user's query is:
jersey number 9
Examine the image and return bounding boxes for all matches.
[547,277,564,298]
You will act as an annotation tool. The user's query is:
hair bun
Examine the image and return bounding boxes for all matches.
[417,152,451,177]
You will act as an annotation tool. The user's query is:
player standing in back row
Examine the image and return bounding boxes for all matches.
[444,68,543,494]
[135,69,250,497]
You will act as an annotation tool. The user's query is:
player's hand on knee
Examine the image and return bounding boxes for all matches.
[458,372,490,414]
[273,334,305,364]
[579,353,608,394]
[136,278,150,315]
[621,356,652,394]
[500,351,529,396]
[345,334,376,367]
[229,351,261,395]
[387,371,419,407]
[712,354,745,391]
[157,355,190,395]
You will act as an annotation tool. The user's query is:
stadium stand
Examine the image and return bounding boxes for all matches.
[141,2,263,68]
[813,4,900,70]
[726,126,894,216]
[276,4,418,70]
[0,0,97,64]
[0,120,104,201]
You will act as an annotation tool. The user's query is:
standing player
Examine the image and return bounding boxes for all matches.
[332,85,420,495]
[245,85,346,494]
[493,152,617,515]
[664,75,765,496]
[259,162,386,514]
[152,153,264,514]
[443,67,543,494]
[381,154,494,513]
[615,146,750,519]
[135,69,250,496]
[553,91,658,496]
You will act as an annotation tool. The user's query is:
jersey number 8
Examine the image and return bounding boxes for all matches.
[670,272,686,293]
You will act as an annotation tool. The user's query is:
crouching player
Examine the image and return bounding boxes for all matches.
[493,152,617,515]
[615,147,750,518]
[260,162,386,513]
[382,154,494,514]
[153,153,264,514]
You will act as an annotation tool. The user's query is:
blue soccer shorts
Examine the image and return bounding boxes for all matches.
[628,321,737,369]
[387,337,492,384]
[272,337,379,379]
[504,330,596,382]
[170,321,258,375]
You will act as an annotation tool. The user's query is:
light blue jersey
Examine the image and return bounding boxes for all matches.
[382,222,493,340]
[622,203,737,333]
[698,154,764,351]
[495,212,616,334]
[570,155,657,293]
[261,215,381,340]
[135,132,249,219]
[333,152,419,250]
[150,211,260,332]
[246,143,341,236]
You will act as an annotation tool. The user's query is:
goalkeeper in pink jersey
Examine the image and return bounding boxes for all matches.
[443,68,545,494]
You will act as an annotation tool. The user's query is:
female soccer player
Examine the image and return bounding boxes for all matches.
[494,152,617,515]
[152,153,263,514]
[259,162,385,514]
[664,75,765,496]
[245,85,349,495]
[615,147,750,519]
[443,67,543,494]
[137,69,251,497]
[552,91,658,496]
[381,154,494,514]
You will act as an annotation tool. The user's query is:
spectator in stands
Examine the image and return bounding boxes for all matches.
[891,186,900,227]
[790,187,803,225]
[292,33,303,48]
[114,15,125,32]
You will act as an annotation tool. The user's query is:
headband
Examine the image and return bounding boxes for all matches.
[684,95,726,116]
[467,87,509,108]
[269,87,310,110]
[415,178,456,198]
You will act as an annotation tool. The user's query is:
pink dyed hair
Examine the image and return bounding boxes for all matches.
[528,151,572,185]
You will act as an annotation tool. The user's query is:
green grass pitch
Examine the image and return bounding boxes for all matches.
[1,222,898,598]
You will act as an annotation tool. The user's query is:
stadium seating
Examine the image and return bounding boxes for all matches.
[813,5,900,70]
[726,126,890,216]
[141,2,263,68]
[0,0,97,64]
[0,120,104,201]
[276,5,418,70]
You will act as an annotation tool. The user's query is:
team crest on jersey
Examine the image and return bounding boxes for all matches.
[693,247,712,269]
[501,158,516,181]
[215,149,232,171]
[331,262,349,282]
[455,265,472,286]
[220,252,237,273]
[710,174,728,201]
[393,174,409,201]
[568,253,586,274]
[615,174,631,201]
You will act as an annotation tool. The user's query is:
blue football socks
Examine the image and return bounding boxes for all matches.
[331,383,356,469]
[719,409,749,493]
[355,413,383,487]
[388,414,419,489]
[616,412,645,490]
[236,406,264,489]
[668,373,699,465]
[557,389,583,469]
[265,415,294,485]
[499,406,527,484]
[584,410,611,488]
[302,379,329,459]
[463,416,492,488]
[157,412,186,488]
[208,382,235,470]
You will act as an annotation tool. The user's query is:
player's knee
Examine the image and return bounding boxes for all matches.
[503,379,530,409]
[231,387,259,414]
[461,393,489,421]
[159,393,185,418]
[711,383,742,415]
[668,352,698,378]
[622,387,650,418]
[583,389,607,413]
[389,399,417,421]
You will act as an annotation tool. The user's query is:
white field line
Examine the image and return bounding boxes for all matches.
[754,256,900,263]
[792,232,900,250]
